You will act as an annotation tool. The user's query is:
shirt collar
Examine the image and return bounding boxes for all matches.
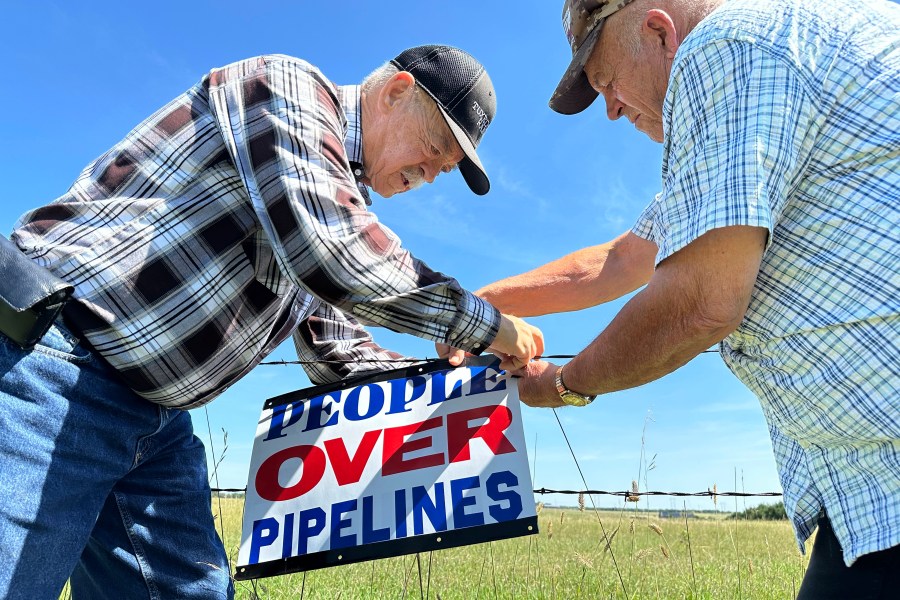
[337,84,371,205]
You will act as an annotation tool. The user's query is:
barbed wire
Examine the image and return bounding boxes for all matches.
[231,348,776,500]
[210,486,782,498]
[258,350,719,367]
[533,488,782,498]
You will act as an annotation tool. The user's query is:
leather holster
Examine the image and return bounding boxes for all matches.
[0,236,73,349]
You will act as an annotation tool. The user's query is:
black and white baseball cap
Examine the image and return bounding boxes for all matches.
[391,45,496,195]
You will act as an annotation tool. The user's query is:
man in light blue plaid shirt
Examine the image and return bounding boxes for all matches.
[476,0,899,595]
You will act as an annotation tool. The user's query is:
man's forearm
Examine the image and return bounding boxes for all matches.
[477,231,656,317]
[562,282,736,396]
[526,226,767,404]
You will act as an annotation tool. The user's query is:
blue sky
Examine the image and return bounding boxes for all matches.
[0,1,781,510]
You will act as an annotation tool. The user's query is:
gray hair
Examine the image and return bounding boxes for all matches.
[362,61,400,93]
[362,61,436,115]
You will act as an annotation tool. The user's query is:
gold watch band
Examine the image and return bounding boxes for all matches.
[555,366,596,407]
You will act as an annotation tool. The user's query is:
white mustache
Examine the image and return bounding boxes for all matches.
[401,167,425,190]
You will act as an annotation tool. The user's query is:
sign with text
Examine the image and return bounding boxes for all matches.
[235,356,537,580]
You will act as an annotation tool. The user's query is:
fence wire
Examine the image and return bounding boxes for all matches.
[221,348,781,498]
[533,488,782,498]
[211,486,781,497]
[257,350,720,367]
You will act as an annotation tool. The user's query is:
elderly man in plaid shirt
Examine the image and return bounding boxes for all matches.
[476,0,900,596]
[0,46,543,599]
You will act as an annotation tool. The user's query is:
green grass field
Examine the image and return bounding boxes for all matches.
[212,497,809,599]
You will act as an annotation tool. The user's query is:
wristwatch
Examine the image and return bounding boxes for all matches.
[555,366,596,407]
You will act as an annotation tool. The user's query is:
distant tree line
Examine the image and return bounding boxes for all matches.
[212,491,246,498]
[728,502,787,520]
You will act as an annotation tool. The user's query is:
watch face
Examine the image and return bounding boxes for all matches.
[561,391,592,407]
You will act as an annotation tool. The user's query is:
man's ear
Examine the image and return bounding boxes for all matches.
[642,9,681,59]
[378,71,416,112]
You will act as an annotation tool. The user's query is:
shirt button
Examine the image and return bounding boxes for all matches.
[354,168,363,176]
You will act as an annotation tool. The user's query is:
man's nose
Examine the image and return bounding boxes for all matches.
[423,163,439,183]
[603,89,624,121]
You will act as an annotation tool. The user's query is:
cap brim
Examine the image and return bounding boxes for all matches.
[439,107,490,195]
[549,21,605,115]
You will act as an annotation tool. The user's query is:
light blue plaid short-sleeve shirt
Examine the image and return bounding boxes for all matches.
[632,0,900,565]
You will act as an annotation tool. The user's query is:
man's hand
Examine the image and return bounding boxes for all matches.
[435,314,544,371]
[514,360,566,407]
[489,314,544,371]
[435,342,467,367]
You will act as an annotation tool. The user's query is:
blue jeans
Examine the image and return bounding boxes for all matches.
[0,321,234,599]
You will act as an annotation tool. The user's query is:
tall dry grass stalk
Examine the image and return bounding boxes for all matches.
[648,521,675,565]
[574,551,593,594]
[733,468,743,600]
[602,526,619,554]
[684,501,698,594]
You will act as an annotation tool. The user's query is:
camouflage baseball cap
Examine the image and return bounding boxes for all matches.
[549,0,636,115]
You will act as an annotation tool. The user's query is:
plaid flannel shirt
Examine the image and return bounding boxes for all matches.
[12,55,500,409]
[632,0,900,565]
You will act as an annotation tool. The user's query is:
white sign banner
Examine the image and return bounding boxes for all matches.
[235,356,537,580]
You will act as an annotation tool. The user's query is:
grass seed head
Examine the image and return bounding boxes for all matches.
[574,551,594,569]
[626,479,640,502]
[635,548,653,560]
